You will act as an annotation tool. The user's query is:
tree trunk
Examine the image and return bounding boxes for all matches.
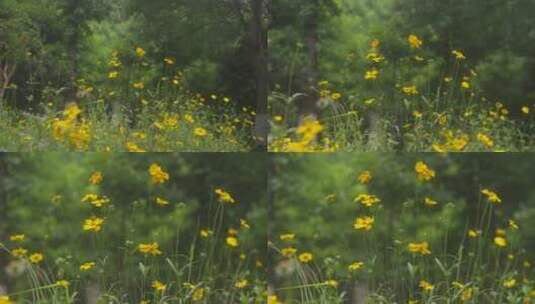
[0,62,17,104]
[350,282,368,304]
[0,155,10,293]
[267,154,277,295]
[85,281,102,304]
[66,38,79,103]
[251,0,269,149]
[299,0,320,123]
[0,82,7,104]
[366,111,382,150]
[65,0,80,103]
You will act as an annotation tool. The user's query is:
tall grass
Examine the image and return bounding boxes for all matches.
[269,167,534,303]
[0,181,264,303]
[269,36,535,152]
[0,48,255,152]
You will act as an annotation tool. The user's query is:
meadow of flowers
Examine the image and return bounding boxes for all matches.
[269,35,535,152]
[0,154,267,303]
[268,154,535,303]
[0,48,255,152]
[6,2,535,304]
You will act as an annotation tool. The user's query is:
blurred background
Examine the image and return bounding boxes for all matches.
[268,153,535,302]
[1,0,262,110]
[271,0,535,114]
[0,153,268,302]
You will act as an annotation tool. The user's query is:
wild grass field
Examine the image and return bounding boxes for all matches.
[0,154,267,303]
[269,35,535,152]
[268,0,535,152]
[268,154,535,303]
[0,48,256,152]
[1,0,268,152]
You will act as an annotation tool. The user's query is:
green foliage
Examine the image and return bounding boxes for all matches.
[270,154,535,303]
[0,0,41,63]
[1,0,267,150]
[1,153,268,302]
[268,0,535,152]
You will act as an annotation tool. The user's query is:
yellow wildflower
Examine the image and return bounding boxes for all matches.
[461,287,473,301]
[508,219,519,230]
[81,194,110,208]
[331,92,342,101]
[29,253,44,264]
[152,280,166,292]
[494,236,507,247]
[83,216,104,232]
[138,242,162,256]
[419,280,434,291]
[481,189,501,204]
[477,133,494,148]
[268,295,281,304]
[354,194,381,207]
[298,252,313,263]
[408,35,423,48]
[192,287,205,301]
[193,127,208,137]
[108,71,119,79]
[415,161,435,181]
[348,261,364,271]
[367,52,385,63]
[80,261,95,271]
[325,280,338,288]
[296,117,324,143]
[89,171,103,185]
[149,163,169,184]
[0,296,13,304]
[408,242,431,255]
[503,278,516,288]
[200,229,213,238]
[235,279,248,289]
[468,229,481,238]
[353,216,374,231]
[184,114,195,124]
[240,219,250,229]
[215,188,236,204]
[56,280,70,288]
[365,69,379,80]
[357,170,372,184]
[9,234,25,242]
[424,197,438,207]
[452,50,466,60]
[164,57,175,65]
[280,233,295,241]
[132,82,145,89]
[226,236,239,248]
[64,103,81,120]
[155,197,170,206]
[281,247,297,257]
[135,47,146,57]
[11,247,28,257]
[402,85,419,96]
